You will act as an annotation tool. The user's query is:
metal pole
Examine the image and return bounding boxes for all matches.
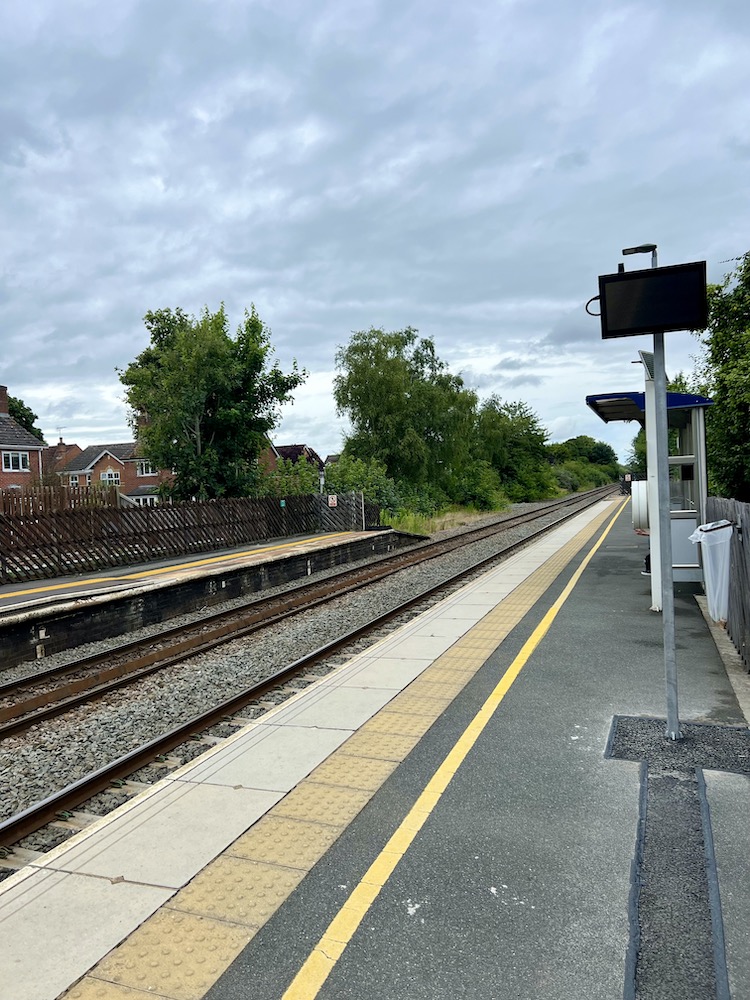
[650,246,681,739]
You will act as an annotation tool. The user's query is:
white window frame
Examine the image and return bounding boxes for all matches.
[69,474,79,487]
[2,451,31,472]
[136,460,156,477]
[100,470,121,485]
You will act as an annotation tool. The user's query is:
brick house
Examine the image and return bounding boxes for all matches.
[260,443,325,473]
[59,443,173,505]
[0,384,46,489]
[42,437,83,479]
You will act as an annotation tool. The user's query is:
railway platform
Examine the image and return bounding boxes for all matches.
[1,497,749,1000]
[0,528,402,669]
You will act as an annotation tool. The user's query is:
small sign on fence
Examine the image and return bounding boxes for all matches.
[327,494,338,508]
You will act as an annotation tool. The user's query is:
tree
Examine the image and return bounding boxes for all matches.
[260,456,321,497]
[8,395,45,442]
[476,397,557,501]
[119,304,306,500]
[323,455,401,511]
[694,252,750,500]
[333,327,477,494]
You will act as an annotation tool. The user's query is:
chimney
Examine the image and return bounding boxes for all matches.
[0,385,8,415]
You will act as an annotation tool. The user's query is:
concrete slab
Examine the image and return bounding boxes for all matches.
[0,867,172,1000]
[39,781,283,888]
[703,769,750,999]
[176,723,352,790]
[339,656,436,689]
[377,634,461,659]
[260,684,399,731]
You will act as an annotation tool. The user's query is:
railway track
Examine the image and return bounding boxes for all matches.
[0,487,616,851]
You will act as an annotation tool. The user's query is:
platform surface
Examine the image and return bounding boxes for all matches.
[1,498,748,1000]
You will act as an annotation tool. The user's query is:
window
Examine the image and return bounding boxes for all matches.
[100,469,121,485]
[2,451,30,472]
[69,475,79,487]
[136,460,156,477]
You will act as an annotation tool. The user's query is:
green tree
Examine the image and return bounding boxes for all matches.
[260,456,321,497]
[626,428,647,476]
[8,395,45,442]
[119,304,306,500]
[323,455,401,511]
[694,253,750,500]
[333,327,477,495]
[476,397,556,501]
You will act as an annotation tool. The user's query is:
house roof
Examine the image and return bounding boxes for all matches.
[124,485,160,497]
[0,413,46,450]
[274,444,324,469]
[62,443,139,473]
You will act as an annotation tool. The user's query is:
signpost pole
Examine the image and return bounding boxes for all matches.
[621,245,681,739]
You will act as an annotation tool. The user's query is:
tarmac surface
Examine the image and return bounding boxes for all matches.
[204,500,750,1000]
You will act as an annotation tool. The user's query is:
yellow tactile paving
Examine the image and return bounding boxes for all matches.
[57,501,618,1000]
[87,909,253,1000]
[360,710,437,737]
[166,855,305,926]
[305,754,398,791]
[413,665,477,685]
[404,677,470,699]
[336,730,421,761]
[385,690,454,716]
[227,814,344,869]
[272,781,373,826]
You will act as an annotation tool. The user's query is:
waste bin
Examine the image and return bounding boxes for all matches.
[689,519,733,622]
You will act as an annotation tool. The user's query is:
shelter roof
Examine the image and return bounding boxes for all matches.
[585,391,713,427]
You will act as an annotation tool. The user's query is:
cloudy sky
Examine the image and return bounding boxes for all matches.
[2,0,749,463]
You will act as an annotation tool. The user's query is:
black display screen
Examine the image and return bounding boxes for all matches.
[599,261,707,338]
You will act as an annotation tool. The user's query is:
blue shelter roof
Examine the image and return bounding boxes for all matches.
[585,391,713,426]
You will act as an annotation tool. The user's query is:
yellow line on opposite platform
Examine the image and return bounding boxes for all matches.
[0,533,355,600]
[283,497,628,999]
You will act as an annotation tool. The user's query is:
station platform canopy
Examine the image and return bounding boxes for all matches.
[585,390,713,428]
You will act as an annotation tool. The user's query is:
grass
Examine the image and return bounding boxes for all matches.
[386,506,507,536]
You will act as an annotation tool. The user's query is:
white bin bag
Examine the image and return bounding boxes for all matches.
[689,520,733,623]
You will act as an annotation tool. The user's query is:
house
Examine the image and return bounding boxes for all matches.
[59,443,173,506]
[42,437,83,479]
[0,385,46,490]
[260,443,325,472]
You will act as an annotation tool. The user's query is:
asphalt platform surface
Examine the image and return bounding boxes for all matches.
[205,502,750,1000]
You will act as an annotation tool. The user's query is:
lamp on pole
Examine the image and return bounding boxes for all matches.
[622,243,681,740]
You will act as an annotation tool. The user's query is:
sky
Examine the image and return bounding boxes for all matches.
[2,0,749,464]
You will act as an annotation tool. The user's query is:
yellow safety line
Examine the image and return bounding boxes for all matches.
[0,533,355,599]
[283,497,629,998]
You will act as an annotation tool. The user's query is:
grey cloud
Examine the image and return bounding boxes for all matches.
[1,0,748,455]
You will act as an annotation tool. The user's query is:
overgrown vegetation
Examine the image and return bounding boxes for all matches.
[332,327,618,518]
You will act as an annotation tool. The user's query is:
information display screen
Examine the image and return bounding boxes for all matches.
[598,261,707,339]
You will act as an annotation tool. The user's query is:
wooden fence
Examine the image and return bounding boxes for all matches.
[0,492,381,583]
[0,485,120,515]
[706,496,750,671]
